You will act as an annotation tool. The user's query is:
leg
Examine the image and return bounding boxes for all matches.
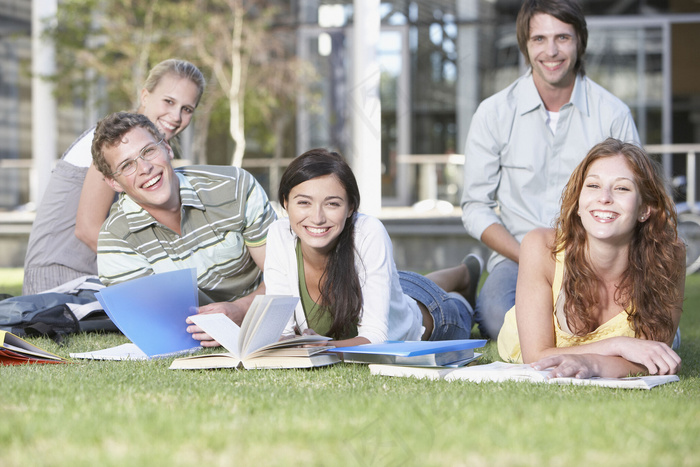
[474,259,518,340]
[424,254,483,309]
[399,270,473,341]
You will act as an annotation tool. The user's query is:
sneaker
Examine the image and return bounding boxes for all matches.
[462,253,483,311]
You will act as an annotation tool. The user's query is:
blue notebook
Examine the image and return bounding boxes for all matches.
[328,339,487,367]
[94,269,201,358]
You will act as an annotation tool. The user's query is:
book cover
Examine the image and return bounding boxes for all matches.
[0,330,69,365]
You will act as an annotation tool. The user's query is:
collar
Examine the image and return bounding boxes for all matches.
[120,172,205,231]
[518,70,588,116]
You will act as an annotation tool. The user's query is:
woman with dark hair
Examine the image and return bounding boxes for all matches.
[264,149,483,347]
[498,138,685,377]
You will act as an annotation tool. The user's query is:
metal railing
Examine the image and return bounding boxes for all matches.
[2,144,699,211]
[396,144,700,213]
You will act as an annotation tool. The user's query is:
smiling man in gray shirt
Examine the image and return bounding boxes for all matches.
[461,0,640,340]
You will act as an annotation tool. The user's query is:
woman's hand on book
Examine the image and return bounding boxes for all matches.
[610,337,681,375]
[531,354,602,379]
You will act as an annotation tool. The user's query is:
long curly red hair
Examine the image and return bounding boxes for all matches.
[553,138,684,343]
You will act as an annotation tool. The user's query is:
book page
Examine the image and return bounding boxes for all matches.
[244,334,331,359]
[70,343,149,361]
[2,331,64,360]
[241,296,299,357]
[238,294,266,340]
[69,343,198,361]
[445,362,548,383]
[548,374,679,389]
[188,313,242,360]
[369,364,456,380]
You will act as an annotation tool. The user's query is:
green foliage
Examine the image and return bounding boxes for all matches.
[46,0,307,163]
[0,273,698,466]
[0,268,23,296]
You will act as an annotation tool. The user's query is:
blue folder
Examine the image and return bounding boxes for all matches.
[329,339,487,356]
[95,269,200,357]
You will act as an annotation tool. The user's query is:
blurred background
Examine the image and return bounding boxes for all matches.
[1,0,699,269]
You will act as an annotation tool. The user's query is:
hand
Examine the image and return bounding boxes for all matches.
[532,354,601,379]
[301,328,330,347]
[186,301,246,348]
[612,337,681,375]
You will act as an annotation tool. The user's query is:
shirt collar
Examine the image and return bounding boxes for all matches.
[119,171,205,231]
[519,69,587,116]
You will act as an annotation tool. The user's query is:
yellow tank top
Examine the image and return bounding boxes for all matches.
[497,251,635,363]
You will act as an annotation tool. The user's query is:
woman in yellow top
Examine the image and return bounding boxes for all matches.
[498,138,685,378]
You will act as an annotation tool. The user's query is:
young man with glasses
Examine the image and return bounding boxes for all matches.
[91,111,276,346]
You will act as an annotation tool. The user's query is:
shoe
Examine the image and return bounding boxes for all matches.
[462,253,483,311]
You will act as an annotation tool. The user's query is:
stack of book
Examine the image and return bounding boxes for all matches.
[1,331,69,365]
[328,339,487,367]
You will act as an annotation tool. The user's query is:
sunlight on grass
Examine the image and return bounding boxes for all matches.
[0,270,698,466]
[0,268,23,296]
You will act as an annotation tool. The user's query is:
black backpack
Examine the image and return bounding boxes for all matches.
[0,277,119,344]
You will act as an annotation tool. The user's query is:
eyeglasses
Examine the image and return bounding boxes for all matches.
[111,138,165,177]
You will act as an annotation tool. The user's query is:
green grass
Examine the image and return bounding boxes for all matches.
[0,268,23,296]
[1,271,699,467]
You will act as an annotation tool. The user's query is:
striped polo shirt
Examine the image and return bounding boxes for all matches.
[97,165,277,303]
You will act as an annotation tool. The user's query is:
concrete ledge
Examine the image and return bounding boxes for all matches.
[381,215,489,272]
[0,209,489,271]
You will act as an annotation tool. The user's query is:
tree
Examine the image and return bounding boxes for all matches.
[48,0,309,166]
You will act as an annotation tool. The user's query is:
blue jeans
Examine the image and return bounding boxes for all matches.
[398,271,473,340]
[475,259,518,340]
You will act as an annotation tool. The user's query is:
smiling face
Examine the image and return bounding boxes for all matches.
[103,127,180,215]
[139,74,199,141]
[527,13,578,92]
[578,154,650,245]
[285,174,354,258]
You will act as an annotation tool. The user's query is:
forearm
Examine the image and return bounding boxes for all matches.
[525,337,681,377]
[233,281,266,311]
[328,336,371,349]
[76,165,116,252]
[481,223,521,263]
[523,336,627,363]
[533,353,649,379]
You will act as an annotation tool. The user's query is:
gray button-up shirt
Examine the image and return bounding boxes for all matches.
[461,70,640,272]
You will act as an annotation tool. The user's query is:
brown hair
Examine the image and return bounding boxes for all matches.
[91,112,163,178]
[516,0,588,76]
[554,138,684,343]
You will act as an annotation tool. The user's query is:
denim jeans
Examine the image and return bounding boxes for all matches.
[398,270,473,340]
[475,259,518,340]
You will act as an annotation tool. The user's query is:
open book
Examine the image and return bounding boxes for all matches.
[329,339,486,367]
[1,331,69,365]
[169,295,339,370]
[370,361,680,389]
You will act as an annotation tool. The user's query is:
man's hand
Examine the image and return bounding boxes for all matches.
[186,301,247,347]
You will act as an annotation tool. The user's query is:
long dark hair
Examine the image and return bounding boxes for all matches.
[278,148,362,339]
[554,138,684,343]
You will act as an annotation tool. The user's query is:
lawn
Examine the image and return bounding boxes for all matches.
[1,270,699,467]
